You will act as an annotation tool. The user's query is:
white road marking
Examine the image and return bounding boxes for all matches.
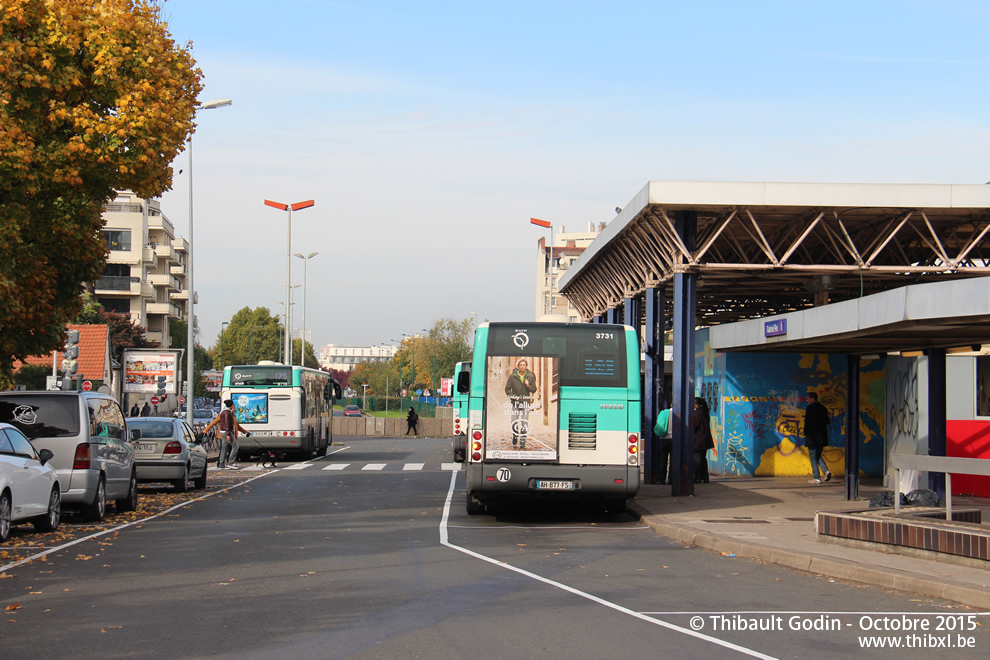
[362,463,386,471]
[323,463,349,471]
[441,463,462,471]
[283,463,312,470]
[438,472,777,660]
[403,463,425,471]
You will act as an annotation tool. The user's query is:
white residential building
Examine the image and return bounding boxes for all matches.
[320,344,397,372]
[95,191,189,347]
[535,222,605,322]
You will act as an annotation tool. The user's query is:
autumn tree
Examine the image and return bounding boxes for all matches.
[0,0,203,385]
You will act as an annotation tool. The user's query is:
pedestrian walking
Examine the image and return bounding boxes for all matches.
[804,392,832,484]
[129,403,140,417]
[205,399,250,469]
[140,401,151,417]
[653,408,672,484]
[406,407,419,435]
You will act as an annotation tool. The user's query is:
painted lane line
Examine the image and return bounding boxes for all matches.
[1,470,278,573]
[323,464,349,471]
[403,463,425,471]
[362,464,386,471]
[438,471,776,660]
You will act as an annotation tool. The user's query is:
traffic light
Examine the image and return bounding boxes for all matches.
[156,374,167,399]
[61,329,79,377]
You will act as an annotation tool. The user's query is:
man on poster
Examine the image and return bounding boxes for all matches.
[504,358,538,447]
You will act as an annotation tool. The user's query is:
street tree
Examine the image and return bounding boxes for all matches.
[0,0,202,385]
[214,307,283,366]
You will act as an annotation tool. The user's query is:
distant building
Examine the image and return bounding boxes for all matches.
[535,222,605,322]
[320,344,397,372]
[95,191,189,347]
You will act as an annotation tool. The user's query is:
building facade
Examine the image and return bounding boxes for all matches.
[534,222,604,322]
[319,344,397,372]
[95,191,189,347]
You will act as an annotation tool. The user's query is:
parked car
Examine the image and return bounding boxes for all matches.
[0,391,139,522]
[190,408,217,441]
[343,405,362,417]
[125,417,207,492]
[0,423,61,542]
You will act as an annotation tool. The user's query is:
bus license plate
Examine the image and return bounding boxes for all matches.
[536,480,574,491]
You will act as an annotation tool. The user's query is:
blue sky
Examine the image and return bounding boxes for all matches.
[157,0,990,350]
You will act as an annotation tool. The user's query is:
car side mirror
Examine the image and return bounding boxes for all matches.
[39,448,55,465]
[130,428,143,441]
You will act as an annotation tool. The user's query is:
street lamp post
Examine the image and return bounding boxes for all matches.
[361,383,369,410]
[294,251,318,367]
[264,198,314,368]
[186,98,231,427]
[219,321,229,371]
[288,284,301,365]
[389,339,403,395]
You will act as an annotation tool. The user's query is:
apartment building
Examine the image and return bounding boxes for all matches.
[95,191,189,347]
[319,344,397,372]
[534,222,605,322]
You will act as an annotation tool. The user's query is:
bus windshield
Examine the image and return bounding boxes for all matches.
[227,366,292,387]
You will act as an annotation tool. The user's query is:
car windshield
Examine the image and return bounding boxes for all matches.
[0,394,81,439]
[193,410,213,419]
[127,421,177,439]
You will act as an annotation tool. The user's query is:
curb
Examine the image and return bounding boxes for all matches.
[630,503,990,610]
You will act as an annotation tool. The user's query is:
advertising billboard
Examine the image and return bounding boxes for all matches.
[484,355,559,461]
[122,349,182,394]
[203,370,222,392]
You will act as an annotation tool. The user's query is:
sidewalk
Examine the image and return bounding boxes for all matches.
[629,476,990,610]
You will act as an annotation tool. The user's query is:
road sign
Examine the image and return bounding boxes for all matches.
[180,397,185,404]
[82,380,92,391]
[401,389,407,397]
[150,396,159,405]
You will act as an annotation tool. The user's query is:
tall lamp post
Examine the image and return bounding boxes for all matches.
[294,251,318,367]
[402,333,416,395]
[264,198,314,368]
[390,339,403,395]
[186,98,231,427]
[219,321,229,371]
[288,284,301,365]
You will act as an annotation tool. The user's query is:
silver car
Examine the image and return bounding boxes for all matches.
[0,392,139,522]
[0,423,61,542]
[126,418,207,492]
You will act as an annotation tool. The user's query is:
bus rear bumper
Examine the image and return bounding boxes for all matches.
[466,462,640,502]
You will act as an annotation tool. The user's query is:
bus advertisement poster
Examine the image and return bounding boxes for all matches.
[485,355,559,461]
[233,392,269,424]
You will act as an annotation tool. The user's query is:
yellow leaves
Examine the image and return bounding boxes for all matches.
[5,603,23,611]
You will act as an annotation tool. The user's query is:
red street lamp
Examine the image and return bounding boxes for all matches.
[265,199,314,366]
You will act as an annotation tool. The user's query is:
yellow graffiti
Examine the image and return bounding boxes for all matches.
[754,438,847,477]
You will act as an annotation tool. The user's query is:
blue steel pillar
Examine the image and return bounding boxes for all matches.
[643,287,665,484]
[844,355,860,501]
[606,307,618,325]
[671,211,697,497]
[927,348,947,500]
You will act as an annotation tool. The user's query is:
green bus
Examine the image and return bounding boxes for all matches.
[464,321,642,514]
[451,361,471,462]
[220,361,341,459]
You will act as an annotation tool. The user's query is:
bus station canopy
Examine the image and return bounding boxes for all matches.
[558,181,990,341]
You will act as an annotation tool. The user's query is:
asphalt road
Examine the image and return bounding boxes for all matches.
[1,436,985,659]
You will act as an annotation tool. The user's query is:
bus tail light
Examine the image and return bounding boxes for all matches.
[73,443,91,469]
[164,441,182,455]
[472,431,482,441]
[471,452,482,461]
[627,433,640,466]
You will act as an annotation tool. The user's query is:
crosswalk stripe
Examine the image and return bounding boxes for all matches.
[403,463,425,471]
[283,463,313,470]
[441,463,462,471]
[362,463,386,471]
[323,464,349,470]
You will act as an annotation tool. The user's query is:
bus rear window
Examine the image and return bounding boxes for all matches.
[488,323,625,388]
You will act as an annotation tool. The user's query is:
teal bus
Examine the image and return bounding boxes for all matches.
[220,361,341,459]
[464,321,642,514]
[451,360,471,462]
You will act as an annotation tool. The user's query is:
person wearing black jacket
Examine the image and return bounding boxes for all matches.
[693,397,714,483]
[804,392,832,484]
[406,407,419,436]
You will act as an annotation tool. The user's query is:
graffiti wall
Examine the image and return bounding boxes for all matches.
[885,355,927,491]
[695,328,885,478]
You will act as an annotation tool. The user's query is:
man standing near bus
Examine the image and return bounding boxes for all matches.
[205,399,250,470]
[504,358,538,447]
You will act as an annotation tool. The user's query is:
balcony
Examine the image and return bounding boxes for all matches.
[94,276,138,293]
[172,237,189,253]
[154,243,178,264]
[146,302,172,316]
[148,272,181,292]
[141,281,155,300]
[170,264,186,277]
[142,245,156,263]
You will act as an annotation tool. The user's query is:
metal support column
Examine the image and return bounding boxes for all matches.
[844,355,860,501]
[643,287,664,484]
[606,307,618,324]
[671,211,697,497]
[927,347,947,499]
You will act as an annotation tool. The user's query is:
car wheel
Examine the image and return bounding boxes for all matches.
[115,473,138,513]
[193,462,208,490]
[173,464,189,493]
[0,491,11,542]
[33,486,61,532]
[83,476,107,522]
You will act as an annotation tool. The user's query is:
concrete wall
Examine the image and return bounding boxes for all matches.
[332,416,452,437]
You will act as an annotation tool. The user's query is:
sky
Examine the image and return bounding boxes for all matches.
[156,0,990,351]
